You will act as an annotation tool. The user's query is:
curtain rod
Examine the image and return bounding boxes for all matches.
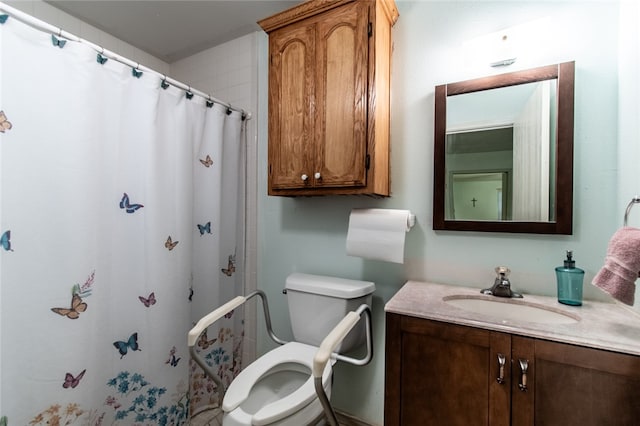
[0,1,252,121]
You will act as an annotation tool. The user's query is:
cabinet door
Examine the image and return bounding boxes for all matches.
[385,314,511,426]
[512,336,640,426]
[315,2,369,188]
[268,24,315,190]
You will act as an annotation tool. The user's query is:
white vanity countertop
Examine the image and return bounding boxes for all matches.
[385,280,640,356]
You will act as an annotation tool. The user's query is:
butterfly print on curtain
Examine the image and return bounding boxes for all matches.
[0,110,12,133]
[221,254,236,277]
[139,292,156,307]
[165,346,181,367]
[119,192,144,213]
[199,155,213,167]
[50,271,95,319]
[197,329,216,350]
[62,369,86,389]
[1,230,13,251]
[197,221,212,235]
[165,236,178,250]
[113,333,140,359]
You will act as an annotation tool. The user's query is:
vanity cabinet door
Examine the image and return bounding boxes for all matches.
[512,336,640,426]
[385,313,511,426]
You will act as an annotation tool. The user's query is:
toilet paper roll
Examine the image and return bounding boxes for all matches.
[346,209,413,264]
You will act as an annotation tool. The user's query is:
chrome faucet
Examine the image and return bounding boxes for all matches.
[481,266,523,298]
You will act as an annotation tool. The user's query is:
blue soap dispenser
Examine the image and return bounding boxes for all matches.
[555,250,584,306]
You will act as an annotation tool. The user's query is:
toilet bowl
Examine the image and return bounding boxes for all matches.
[222,342,333,426]
[189,273,375,426]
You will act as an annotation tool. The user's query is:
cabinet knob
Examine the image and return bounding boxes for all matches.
[314,172,321,180]
[301,174,309,181]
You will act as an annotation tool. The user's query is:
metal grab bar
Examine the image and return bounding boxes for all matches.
[313,304,373,426]
[189,293,373,425]
[188,290,288,403]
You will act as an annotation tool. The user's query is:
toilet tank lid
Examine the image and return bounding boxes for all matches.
[285,273,375,298]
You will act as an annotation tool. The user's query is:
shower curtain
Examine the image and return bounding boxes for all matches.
[0,13,245,425]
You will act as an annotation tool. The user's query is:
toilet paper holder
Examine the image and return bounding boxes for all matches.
[407,213,416,229]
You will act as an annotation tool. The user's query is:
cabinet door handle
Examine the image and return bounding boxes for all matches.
[518,359,529,391]
[496,353,506,384]
[301,174,309,182]
[314,172,321,180]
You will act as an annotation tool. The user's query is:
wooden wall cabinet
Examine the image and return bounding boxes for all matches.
[385,313,640,426]
[258,0,398,196]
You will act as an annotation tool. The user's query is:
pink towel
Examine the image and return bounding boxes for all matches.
[592,227,640,305]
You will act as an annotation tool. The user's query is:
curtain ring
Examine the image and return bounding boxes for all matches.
[132,64,143,78]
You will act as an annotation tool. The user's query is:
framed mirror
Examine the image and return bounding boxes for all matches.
[433,62,575,234]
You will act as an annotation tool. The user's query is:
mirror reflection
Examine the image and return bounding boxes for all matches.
[446,80,557,222]
[433,62,574,234]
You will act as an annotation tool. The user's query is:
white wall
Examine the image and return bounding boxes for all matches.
[257,1,624,424]
[618,1,640,234]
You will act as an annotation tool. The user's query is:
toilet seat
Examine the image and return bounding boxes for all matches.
[223,341,333,425]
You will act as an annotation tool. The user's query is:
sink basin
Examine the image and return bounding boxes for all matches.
[443,295,580,324]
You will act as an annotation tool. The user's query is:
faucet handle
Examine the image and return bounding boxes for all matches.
[495,266,510,277]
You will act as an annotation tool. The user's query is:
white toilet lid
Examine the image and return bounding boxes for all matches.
[223,341,333,425]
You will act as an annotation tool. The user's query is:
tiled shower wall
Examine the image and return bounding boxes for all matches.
[5,0,260,368]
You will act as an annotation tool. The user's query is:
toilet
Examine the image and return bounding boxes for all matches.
[221,273,375,426]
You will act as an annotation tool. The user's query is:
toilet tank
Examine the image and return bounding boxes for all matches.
[285,273,375,352]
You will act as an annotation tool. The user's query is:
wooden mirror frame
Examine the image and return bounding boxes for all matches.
[433,61,575,234]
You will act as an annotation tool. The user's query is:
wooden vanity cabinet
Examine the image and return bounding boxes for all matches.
[385,313,511,426]
[258,0,398,196]
[512,336,640,426]
[385,313,640,426]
